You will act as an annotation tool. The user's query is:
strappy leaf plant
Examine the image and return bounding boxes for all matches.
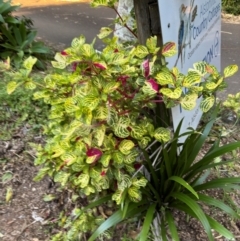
[4,31,239,240]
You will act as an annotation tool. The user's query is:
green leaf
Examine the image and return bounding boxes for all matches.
[71,35,85,48]
[23,56,37,70]
[135,45,149,58]
[224,65,238,78]
[160,87,182,99]
[97,27,113,39]
[166,211,180,241]
[155,69,174,85]
[90,0,108,7]
[198,194,239,219]
[171,192,213,241]
[7,81,18,94]
[43,194,56,202]
[183,71,201,87]
[154,127,171,143]
[79,44,95,57]
[119,140,135,155]
[2,172,13,183]
[146,36,158,54]
[168,176,199,199]
[162,42,177,57]
[180,93,198,110]
[200,96,215,112]
[194,177,240,191]
[139,204,156,241]
[113,117,130,138]
[192,62,207,76]
[24,81,36,90]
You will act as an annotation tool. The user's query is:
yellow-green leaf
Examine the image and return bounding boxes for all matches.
[135,45,149,59]
[6,186,13,203]
[180,93,198,110]
[224,65,238,78]
[162,42,177,57]
[200,96,215,112]
[119,140,135,155]
[7,81,18,94]
[23,56,37,70]
[183,71,201,87]
[154,127,171,143]
[160,87,182,99]
[97,27,113,39]
[156,69,174,85]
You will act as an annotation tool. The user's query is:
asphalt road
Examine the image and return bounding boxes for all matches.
[15,2,240,99]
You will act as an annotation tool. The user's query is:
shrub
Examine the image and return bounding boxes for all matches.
[0,0,50,68]
[222,0,240,15]
[3,30,240,240]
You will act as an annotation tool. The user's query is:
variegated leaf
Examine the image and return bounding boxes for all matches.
[97,27,113,39]
[118,174,132,191]
[103,81,120,93]
[71,35,85,48]
[160,87,182,99]
[23,56,37,70]
[76,173,90,188]
[99,153,111,167]
[111,53,127,65]
[107,108,118,126]
[154,127,171,143]
[113,117,130,138]
[94,125,106,147]
[64,98,79,113]
[124,150,138,164]
[155,69,174,85]
[90,0,108,7]
[138,136,151,149]
[89,167,101,179]
[79,44,95,58]
[128,186,142,202]
[183,71,201,87]
[224,65,238,78]
[83,185,95,195]
[98,176,109,190]
[7,81,18,94]
[205,82,218,90]
[54,172,70,186]
[112,151,125,165]
[180,93,198,110]
[119,140,135,155]
[60,153,77,165]
[162,42,177,57]
[112,190,123,205]
[82,94,100,111]
[95,106,108,120]
[200,96,215,112]
[130,125,146,139]
[51,61,66,69]
[146,36,158,54]
[193,62,207,76]
[135,45,149,59]
[132,177,148,188]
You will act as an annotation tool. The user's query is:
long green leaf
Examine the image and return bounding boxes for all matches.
[168,176,199,199]
[187,142,240,177]
[194,177,240,191]
[171,192,213,241]
[88,204,148,241]
[198,194,239,219]
[206,215,235,240]
[160,218,168,241]
[166,211,180,241]
[139,204,156,241]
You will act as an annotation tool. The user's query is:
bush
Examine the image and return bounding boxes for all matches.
[222,0,240,15]
[0,0,50,68]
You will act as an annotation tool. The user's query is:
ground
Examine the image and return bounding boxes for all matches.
[1,1,240,241]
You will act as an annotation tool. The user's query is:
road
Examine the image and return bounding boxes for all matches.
[14,2,240,99]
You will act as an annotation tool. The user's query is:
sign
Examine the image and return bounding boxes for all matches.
[158,0,221,139]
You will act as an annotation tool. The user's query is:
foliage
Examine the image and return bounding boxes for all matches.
[0,62,49,140]
[0,0,50,68]
[223,92,240,119]
[89,111,240,241]
[222,0,240,15]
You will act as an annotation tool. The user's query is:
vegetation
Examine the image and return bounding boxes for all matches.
[222,0,240,16]
[0,0,51,68]
[1,0,240,240]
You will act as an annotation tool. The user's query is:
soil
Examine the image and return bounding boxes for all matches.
[1,1,240,240]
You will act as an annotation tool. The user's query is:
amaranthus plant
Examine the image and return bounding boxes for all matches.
[5,32,239,240]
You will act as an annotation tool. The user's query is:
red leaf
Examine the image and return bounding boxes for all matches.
[86,148,102,162]
[142,59,150,78]
[93,63,106,70]
[147,78,159,92]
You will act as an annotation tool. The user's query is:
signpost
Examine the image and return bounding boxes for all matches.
[158,0,221,138]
